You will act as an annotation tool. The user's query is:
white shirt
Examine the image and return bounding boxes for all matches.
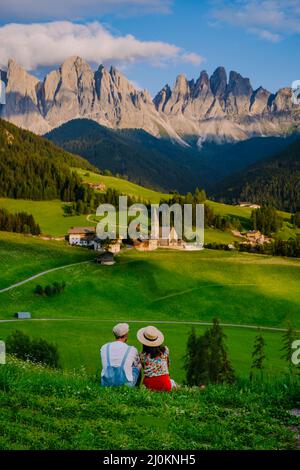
[100,341,140,382]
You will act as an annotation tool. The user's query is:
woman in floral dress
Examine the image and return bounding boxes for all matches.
[137,325,176,392]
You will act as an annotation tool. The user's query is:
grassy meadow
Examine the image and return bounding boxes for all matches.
[0,320,294,383]
[0,357,299,450]
[0,198,94,237]
[73,168,171,203]
[1,232,300,382]
[1,170,299,242]
[0,232,95,289]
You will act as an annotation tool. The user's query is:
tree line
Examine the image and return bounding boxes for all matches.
[0,118,96,202]
[0,208,41,235]
[160,189,241,232]
[185,319,299,386]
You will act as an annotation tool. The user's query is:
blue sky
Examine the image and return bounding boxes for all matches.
[0,0,299,96]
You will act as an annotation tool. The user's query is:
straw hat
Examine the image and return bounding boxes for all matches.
[137,325,164,347]
[113,323,129,337]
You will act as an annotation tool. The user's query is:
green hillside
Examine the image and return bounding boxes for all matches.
[45,119,207,193]
[0,193,297,241]
[0,358,299,450]
[0,232,94,289]
[1,232,300,382]
[45,118,297,193]
[0,198,96,237]
[74,168,171,203]
[216,138,300,212]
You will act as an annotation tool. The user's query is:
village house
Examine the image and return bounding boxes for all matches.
[133,227,181,251]
[87,182,106,191]
[134,239,158,251]
[107,236,123,253]
[244,230,266,244]
[68,227,96,247]
[15,312,31,319]
[239,202,261,209]
[158,227,182,248]
[95,252,115,266]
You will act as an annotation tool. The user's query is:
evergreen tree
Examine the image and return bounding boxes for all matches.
[250,330,266,381]
[184,319,235,386]
[205,318,235,384]
[184,327,201,386]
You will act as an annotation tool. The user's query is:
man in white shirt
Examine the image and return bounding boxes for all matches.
[100,323,141,387]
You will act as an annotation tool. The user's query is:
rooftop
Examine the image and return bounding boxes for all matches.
[68,227,96,235]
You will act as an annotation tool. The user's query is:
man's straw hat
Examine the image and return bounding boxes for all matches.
[137,325,164,347]
[113,323,129,337]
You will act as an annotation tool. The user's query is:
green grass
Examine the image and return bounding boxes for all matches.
[0,232,95,289]
[204,228,242,243]
[0,198,94,237]
[0,320,296,382]
[74,168,172,203]
[2,247,300,327]
[0,358,299,450]
[1,232,300,380]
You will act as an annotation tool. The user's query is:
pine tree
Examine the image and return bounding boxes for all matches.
[184,319,235,386]
[281,323,296,373]
[206,318,235,384]
[250,330,266,381]
[184,327,199,386]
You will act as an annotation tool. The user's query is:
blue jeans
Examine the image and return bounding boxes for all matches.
[127,367,140,387]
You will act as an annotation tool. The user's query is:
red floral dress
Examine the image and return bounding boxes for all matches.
[140,347,172,392]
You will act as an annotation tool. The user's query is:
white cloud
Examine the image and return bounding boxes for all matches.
[0,21,203,71]
[210,0,300,41]
[0,0,173,21]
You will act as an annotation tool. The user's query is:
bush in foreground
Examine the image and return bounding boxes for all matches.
[5,330,60,369]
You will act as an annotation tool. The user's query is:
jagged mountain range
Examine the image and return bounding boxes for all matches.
[1,56,299,144]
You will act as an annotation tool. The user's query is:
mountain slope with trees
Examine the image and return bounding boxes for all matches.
[45,118,297,193]
[215,139,300,212]
[0,119,96,201]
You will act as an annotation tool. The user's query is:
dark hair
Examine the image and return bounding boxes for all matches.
[113,333,128,340]
[143,344,166,359]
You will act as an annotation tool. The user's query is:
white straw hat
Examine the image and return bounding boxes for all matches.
[137,325,164,347]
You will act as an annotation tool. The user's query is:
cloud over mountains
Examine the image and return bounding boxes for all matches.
[211,0,300,42]
[0,21,203,71]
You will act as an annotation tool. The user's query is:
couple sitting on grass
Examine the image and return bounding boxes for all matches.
[100,323,176,392]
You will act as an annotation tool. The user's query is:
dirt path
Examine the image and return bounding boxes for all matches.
[0,317,299,333]
[0,260,92,294]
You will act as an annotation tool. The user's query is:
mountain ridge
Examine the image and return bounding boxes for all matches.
[45,118,298,193]
[1,56,299,144]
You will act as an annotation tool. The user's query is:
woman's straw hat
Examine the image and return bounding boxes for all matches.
[137,325,164,347]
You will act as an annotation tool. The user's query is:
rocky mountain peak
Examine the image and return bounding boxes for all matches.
[193,71,211,97]
[210,66,227,96]
[153,84,172,112]
[173,74,189,96]
[227,71,253,97]
[2,58,299,144]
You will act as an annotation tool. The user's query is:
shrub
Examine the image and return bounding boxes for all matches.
[34,281,66,297]
[6,330,60,368]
